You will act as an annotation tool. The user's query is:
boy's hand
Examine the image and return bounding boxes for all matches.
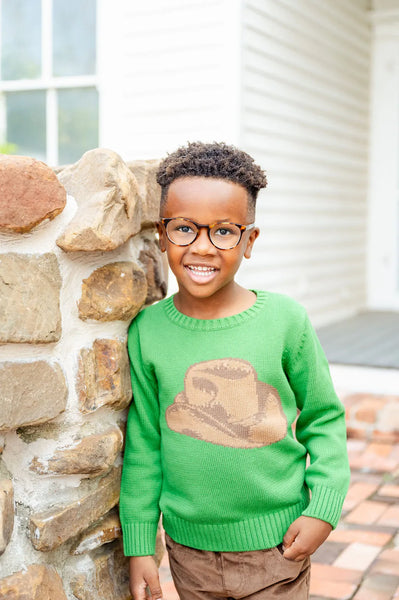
[282,516,332,561]
[129,556,163,600]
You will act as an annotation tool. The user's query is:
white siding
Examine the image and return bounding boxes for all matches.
[98,0,242,160]
[367,3,399,310]
[238,0,371,325]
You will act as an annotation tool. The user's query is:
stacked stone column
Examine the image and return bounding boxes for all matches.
[0,149,167,599]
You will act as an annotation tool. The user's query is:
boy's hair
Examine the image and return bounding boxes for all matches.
[156,141,267,217]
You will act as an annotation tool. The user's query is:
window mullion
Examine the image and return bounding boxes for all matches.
[0,0,3,81]
[42,0,52,79]
[0,0,3,145]
[47,88,58,165]
[0,93,6,143]
[42,0,53,163]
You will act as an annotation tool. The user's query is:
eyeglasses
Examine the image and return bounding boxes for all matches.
[160,218,255,250]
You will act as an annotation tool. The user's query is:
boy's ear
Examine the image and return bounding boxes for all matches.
[244,227,260,259]
[156,221,167,252]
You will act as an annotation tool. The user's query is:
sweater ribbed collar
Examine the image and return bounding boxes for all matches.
[163,290,268,330]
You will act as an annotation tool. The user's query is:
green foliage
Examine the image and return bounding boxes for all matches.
[0,142,17,154]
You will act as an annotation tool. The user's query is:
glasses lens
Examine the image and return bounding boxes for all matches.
[210,223,241,249]
[166,218,198,245]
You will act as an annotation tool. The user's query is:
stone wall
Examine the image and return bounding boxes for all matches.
[0,149,167,599]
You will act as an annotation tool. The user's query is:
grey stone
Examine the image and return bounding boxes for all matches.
[0,480,14,555]
[71,532,164,599]
[0,253,62,343]
[70,508,122,554]
[29,467,121,552]
[56,148,142,252]
[71,542,130,600]
[30,427,123,477]
[77,339,132,413]
[128,159,161,227]
[78,261,147,322]
[0,361,67,432]
[0,564,67,599]
[139,238,168,304]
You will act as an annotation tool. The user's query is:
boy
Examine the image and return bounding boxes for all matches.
[120,142,350,600]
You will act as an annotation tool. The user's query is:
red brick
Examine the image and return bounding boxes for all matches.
[366,443,394,457]
[341,393,364,416]
[333,542,381,570]
[309,577,357,599]
[349,471,384,486]
[379,485,399,498]
[346,426,367,440]
[348,441,399,472]
[328,528,392,547]
[376,504,399,527]
[160,551,170,568]
[354,589,393,600]
[372,430,399,444]
[311,563,362,583]
[347,439,368,454]
[353,578,398,600]
[161,580,179,599]
[353,398,388,424]
[349,452,398,472]
[343,482,379,511]
[343,393,375,407]
[378,549,399,563]
[345,501,389,525]
[371,559,399,577]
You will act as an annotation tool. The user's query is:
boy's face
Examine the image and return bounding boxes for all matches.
[157,176,259,303]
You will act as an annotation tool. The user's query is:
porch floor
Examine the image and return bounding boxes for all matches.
[317,311,399,370]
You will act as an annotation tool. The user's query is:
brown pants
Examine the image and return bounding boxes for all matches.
[165,534,310,600]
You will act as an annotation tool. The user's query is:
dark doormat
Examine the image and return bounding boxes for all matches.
[316,311,399,369]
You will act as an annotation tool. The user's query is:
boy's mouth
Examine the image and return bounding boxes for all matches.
[185,264,218,283]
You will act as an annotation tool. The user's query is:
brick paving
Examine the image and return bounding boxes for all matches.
[159,392,399,599]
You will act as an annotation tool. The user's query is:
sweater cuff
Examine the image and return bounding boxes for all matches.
[121,521,159,556]
[302,486,346,529]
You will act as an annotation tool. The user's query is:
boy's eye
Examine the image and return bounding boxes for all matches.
[214,226,235,237]
[176,225,194,234]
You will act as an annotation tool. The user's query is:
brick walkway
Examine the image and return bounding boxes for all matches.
[159,393,399,600]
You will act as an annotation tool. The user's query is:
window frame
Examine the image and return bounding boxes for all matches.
[0,0,98,165]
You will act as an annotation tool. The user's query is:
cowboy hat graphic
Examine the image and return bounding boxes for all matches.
[166,358,287,448]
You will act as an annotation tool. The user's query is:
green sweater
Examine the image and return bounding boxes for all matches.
[120,290,350,556]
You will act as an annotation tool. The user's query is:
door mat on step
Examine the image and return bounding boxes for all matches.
[317,311,399,369]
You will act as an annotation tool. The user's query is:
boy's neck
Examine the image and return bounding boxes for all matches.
[173,283,257,320]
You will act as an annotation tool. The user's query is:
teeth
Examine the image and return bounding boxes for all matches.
[187,265,216,276]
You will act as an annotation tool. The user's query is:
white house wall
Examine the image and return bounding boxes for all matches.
[99,0,371,326]
[238,0,371,326]
[367,3,399,310]
[99,0,242,159]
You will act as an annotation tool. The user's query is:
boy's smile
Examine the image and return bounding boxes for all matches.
[157,176,259,317]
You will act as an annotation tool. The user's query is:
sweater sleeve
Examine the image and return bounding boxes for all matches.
[119,318,162,556]
[285,311,350,528]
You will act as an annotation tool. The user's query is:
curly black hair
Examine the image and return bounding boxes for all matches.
[156,141,267,217]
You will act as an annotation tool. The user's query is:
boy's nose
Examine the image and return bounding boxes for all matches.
[191,227,217,254]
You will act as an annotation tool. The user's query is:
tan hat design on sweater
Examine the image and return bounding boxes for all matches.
[166,358,287,448]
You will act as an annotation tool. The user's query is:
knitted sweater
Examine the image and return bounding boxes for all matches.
[120,290,350,556]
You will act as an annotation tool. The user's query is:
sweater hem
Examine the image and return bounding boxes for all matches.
[302,485,346,529]
[121,521,159,556]
[163,499,308,552]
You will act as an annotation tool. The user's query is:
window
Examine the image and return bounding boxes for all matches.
[0,0,98,165]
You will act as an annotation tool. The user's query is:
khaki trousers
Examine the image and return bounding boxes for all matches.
[165,534,310,600]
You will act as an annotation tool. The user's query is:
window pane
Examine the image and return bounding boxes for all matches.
[53,0,96,77]
[6,91,46,160]
[58,87,98,164]
[1,0,42,80]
